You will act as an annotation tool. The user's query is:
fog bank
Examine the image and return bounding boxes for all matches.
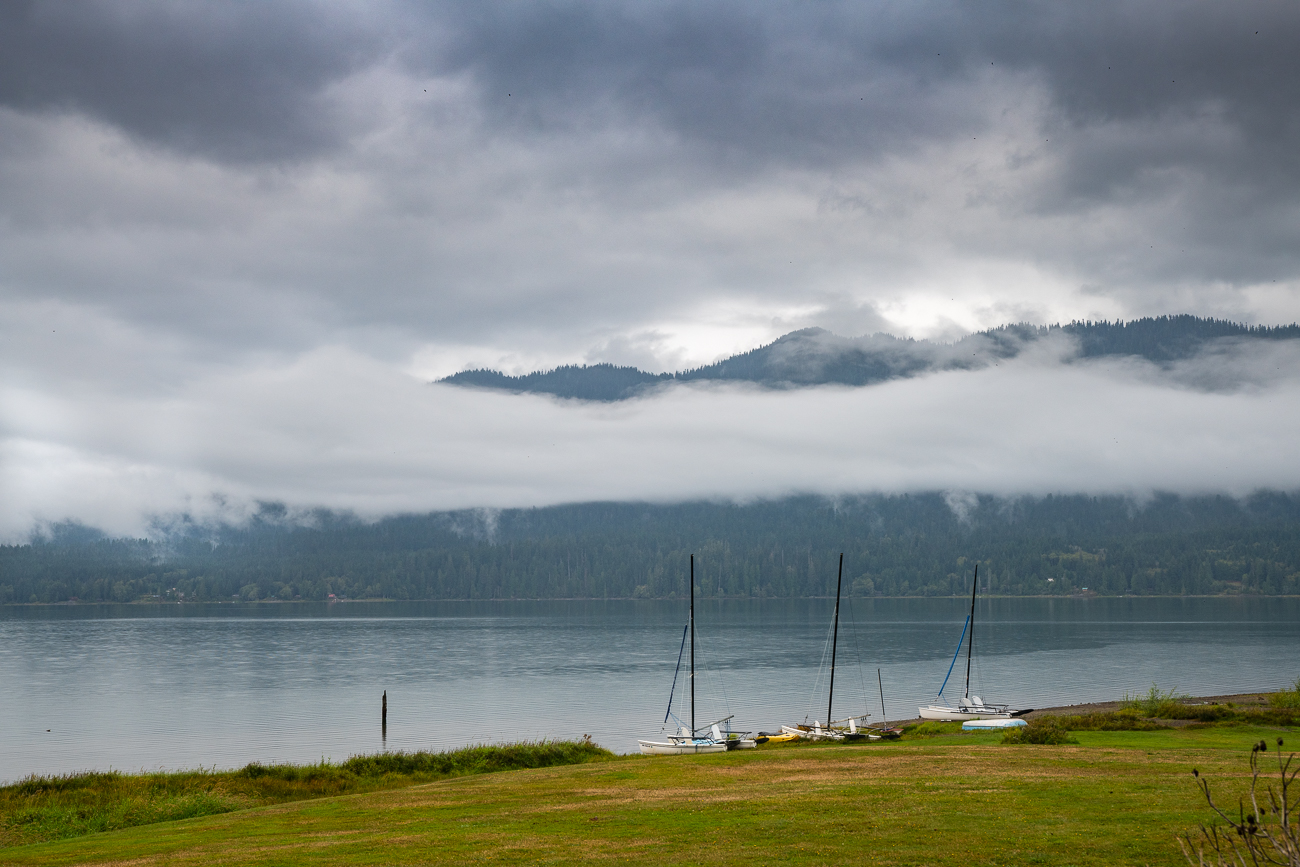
[4,342,1298,540]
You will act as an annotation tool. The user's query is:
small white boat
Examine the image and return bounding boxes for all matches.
[639,722,753,755]
[639,725,729,755]
[961,718,1027,730]
[918,564,1029,721]
[919,696,1014,721]
[639,556,750,756]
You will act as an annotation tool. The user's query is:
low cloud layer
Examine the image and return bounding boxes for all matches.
[4,341,1299,541]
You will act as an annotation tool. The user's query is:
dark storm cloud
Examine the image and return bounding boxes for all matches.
[6,0,1298,184]
[430,2,978,169]
[434,1,1300,171]
[0,0,390,161]
[417,0,1300,286]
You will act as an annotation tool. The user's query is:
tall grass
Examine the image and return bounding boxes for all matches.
[1270,678,1300,711]
[0,740,612,848]
[340,740,610,778]
[1124,684,1191,716]
[1039,709,1167,731]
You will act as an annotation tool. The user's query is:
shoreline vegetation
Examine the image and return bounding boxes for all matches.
[4,684,1298,860]
[0,741,613,849]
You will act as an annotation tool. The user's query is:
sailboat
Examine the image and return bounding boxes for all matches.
[638,556,755,755]
[918,564,1030,722]
[780,553,877,741]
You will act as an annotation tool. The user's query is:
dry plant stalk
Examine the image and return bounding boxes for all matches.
[1180,738,1299,866]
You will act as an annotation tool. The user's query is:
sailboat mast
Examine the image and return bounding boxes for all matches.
[690,554,695,736]
[827,553,843,726]
[964,563,978,698]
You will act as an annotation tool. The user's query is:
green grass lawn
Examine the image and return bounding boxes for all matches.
[2,725,1293,867]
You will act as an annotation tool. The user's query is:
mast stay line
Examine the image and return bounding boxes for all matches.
[662,622,690,725]
[936,614,970,700]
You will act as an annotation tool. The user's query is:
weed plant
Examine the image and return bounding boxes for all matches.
[1180,738,1299,866]
[0,740,612,848]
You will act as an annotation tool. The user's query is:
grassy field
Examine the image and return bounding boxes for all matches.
[1,724,1294,867]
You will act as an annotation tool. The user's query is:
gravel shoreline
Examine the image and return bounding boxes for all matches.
[884,691,1275,727]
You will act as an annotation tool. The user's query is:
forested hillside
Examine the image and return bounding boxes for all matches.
[439,316,1300,400]
[3,492,1299,603]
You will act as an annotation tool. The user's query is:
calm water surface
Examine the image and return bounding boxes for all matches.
[1,597,1297,782]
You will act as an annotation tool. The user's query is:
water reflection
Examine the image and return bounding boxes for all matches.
[0,597,1295,781]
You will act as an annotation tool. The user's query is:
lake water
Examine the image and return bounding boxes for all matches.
[2,597,1297,782]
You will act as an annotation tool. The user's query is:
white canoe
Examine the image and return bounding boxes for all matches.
[961,718,1027,730]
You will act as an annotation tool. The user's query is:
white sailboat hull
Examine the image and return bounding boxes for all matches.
[918,704,1014,721]
[639,556,750,758]
[638,739,728,755]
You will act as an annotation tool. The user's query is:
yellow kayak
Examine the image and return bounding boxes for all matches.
[755,730,801,744]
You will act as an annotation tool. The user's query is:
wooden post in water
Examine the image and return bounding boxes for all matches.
[382,690,388,745]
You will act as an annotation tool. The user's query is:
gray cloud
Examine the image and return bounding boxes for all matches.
[0,0,390,162]
[424,0,1300,292]
[2,1,1300,532]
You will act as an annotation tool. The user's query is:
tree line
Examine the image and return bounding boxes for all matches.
[2,492,1299,603]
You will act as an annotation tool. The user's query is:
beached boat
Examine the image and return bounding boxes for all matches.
[639,726,728,755]
[780,715,873,741]
[782,554,885,742]
[755,730,799,744]
[918,564,1031,722]
[639,556,754,755]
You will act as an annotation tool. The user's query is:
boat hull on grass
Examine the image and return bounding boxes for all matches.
[780,723,874,742]
[758,731,801,744]
[918,704,1014,722]
[638,739,728,756]
[919,565,1027,723]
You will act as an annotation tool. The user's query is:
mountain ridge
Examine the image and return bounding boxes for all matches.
[439,315,1300,401]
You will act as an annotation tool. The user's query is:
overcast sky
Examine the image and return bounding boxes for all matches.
[3,0,1300,538]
